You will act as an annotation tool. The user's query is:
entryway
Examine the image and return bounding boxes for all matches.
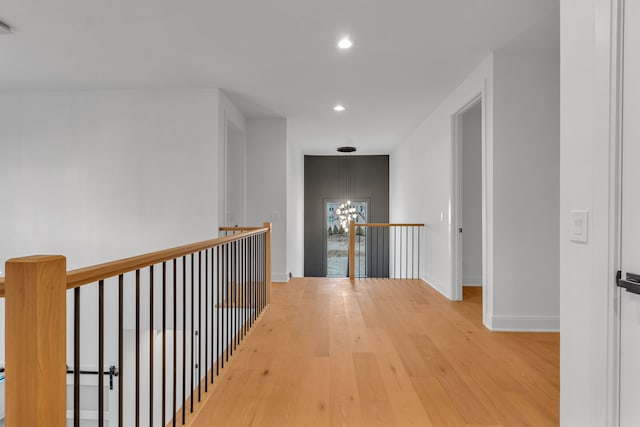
[453,98,484,302]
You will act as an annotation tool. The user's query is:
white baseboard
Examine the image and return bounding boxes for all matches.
[463,275,482,284]
[423,275,454,300]
[490,315,559,332]
[271,272,289,283]
[462,283,482,287]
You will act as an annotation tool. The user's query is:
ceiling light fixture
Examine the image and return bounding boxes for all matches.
[0,20,12,34]
[334,105,346,112]
[337,146,356,153]
[334,146,358,231]
[337,37,353,49]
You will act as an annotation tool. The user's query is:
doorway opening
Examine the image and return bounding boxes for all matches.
[453,97,484,307]
[224,122,245,226]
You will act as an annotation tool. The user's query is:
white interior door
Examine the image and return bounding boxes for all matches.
[619,2,640,425]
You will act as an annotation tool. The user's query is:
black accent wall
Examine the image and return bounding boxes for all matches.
[304,155,389,277]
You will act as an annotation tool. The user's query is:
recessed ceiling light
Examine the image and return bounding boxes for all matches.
[337,38,353,49]
[334,105,346,112]
[0,20,12,34]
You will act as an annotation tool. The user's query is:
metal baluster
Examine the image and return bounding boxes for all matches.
[198,251,202,400]
[405,227,409,280]
[119,275,124,427]
[418,227,421,279]
[190,254,195,413]
[149,266,154,427]
[234,240,238,347]
[411,227,416,280]
[377,227,380,277]
[226,243,230,363]
[384,227,388,278]
[251,236,255,325]
[74,287,80,427]
[162,262,167,427]
[182,257,186,425]
[259,234,262,312]
[236,240,240,346]
[244,237,248,336]
[217,246,221,375]
[400,227,403,279]
[99,280,104,427]
[205,250,209,392]
[135,270,141,427]
[394,227,397,279]
[172,259,177,427]
[210,248,215,384]
[262,233,264,308]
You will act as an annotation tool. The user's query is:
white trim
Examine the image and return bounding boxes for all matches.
[271,272,289,283]
[452,94,482,302]
[462,274,482,285]
[482,76,494,330]
[490,315,559,332]
[608,0,624,424]
[423,276,454,300]
[451,80,493,331]
[223,119,247,226]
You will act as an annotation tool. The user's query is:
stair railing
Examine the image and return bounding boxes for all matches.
[0,222,272,426]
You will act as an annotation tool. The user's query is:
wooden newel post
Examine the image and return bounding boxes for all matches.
[263,222,272,304]
[349,220,355,282]
[5,255,67,426]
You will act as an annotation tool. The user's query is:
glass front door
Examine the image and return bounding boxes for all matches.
[326,201,367,277]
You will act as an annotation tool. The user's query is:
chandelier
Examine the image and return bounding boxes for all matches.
[334,146,358,231]
[336,200,357,231]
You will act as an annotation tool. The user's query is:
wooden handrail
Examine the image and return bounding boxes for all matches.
[357,223,425,227]
[219,226,263,231]
[0,227,270,296]
[67,227,267,289]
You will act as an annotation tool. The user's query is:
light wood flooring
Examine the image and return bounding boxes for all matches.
[191,278,559,426]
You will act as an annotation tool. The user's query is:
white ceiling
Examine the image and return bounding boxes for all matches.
[0,0,558,154]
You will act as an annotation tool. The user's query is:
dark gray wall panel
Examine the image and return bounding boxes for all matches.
[304,155,389,277]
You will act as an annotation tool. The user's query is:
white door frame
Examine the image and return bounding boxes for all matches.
[451,85,493,329]
[609,0,625,424]
[222,119,247,227]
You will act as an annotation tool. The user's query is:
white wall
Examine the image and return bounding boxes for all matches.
[391,11,560,332]
[0,88,222,421]
[390,55,494,300]
[246,118,288,282]
[491,32,560,330]
[0,89,220,270]
[287,142,304,277]
[461,101,483,285]
[560,0,618,425]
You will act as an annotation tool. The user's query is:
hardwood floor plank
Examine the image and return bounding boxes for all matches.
[329,351,365,426]
[190,278,559,427]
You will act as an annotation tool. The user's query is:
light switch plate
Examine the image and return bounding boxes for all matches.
[570,210,588,243]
